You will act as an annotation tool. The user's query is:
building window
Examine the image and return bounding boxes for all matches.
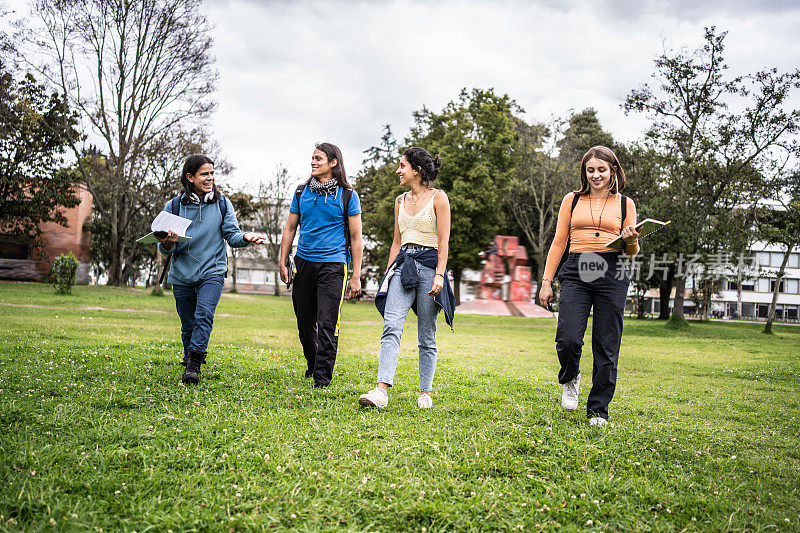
[727,279,756,291]
[756,278,770,293]
[786,305,799,321]
[789,253,799,269]
[251,269,265,284]
[785,278,799,295]
[0,238,31,260]
[770,279,785,293]
[758,252,770,267]
[236,268,250,282]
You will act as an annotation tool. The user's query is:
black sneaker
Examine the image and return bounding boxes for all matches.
[304,369,313,379]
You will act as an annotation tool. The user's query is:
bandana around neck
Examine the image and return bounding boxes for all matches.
[309,177,338,196]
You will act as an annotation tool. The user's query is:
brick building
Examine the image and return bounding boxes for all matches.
[0,185,93,283]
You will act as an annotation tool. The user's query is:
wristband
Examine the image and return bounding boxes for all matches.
[542,277,552,283]
[435,273,445,279]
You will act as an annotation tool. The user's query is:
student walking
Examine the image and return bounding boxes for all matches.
[157,154,267,385]
[538,146,640,425]
[359,147,453,409]
[279,143,363,388]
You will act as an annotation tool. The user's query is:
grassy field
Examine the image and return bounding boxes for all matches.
[0,281,798,532]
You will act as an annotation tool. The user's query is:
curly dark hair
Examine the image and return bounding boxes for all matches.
[402,147,442,186]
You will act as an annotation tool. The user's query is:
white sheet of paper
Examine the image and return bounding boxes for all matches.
[136,211,193,244]
[151,211,192,236]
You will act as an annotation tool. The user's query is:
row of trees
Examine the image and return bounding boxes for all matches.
[355,28,800,332]
[2,4,797,333]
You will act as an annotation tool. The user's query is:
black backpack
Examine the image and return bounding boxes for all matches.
[294,184,354,263]
[553,193,627,279]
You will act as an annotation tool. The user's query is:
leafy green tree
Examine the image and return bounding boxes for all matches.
[0,59,80,251]
[357,89,520,304]
[355,125,400,273]
[27,0,217,285]
[408,88,520,304]
[623,27,800,328]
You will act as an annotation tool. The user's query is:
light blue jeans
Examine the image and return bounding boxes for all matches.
[377,246,440,392]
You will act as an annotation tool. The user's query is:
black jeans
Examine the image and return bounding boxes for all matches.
[556,252,630,419]
[291,257,347,387]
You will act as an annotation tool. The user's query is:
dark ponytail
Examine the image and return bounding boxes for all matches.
[402,147,441,186]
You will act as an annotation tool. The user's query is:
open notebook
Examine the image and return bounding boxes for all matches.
[605,218,670,250]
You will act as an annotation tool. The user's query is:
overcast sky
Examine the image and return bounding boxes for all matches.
[9,0,800,190]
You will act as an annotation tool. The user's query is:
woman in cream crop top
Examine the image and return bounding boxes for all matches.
[357,147,452,411]
[397,189,441,248]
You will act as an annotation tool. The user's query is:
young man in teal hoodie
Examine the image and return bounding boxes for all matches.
[158,154,266,384]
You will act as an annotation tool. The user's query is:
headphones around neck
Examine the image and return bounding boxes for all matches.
[188,190,215,204]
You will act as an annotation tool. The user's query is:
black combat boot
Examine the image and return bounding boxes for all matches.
[181,350,204,384]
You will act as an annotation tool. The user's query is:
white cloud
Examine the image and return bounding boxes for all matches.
[9,0,800,189]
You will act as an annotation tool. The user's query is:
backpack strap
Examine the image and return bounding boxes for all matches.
[218,194,228,220]
[343,188,353,263]
[294,185,305,217]
[570,193,581,215]
[620,194,627,232]
[169,195,181,215]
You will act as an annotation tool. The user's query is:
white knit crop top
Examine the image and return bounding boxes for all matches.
[398,190,439,248]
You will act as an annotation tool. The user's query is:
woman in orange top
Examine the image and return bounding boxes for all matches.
[538,146,640,426]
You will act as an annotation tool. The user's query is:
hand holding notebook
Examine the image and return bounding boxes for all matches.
[605,218,670,250]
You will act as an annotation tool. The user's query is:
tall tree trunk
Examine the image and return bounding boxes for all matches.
[658,265,674,320]
[152,248,164,296]
[764,246,793,334]
[668,275,689,327]
[736,269,743,319]
[637,284,647,319]
[273,267,280,296]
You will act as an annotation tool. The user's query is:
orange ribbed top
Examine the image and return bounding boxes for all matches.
[542,192,638,280]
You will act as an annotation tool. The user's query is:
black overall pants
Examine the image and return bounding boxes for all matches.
[556,252,630,419]
[291,257,347,387]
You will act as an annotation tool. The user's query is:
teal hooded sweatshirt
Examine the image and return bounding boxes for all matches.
[158,196,250,285]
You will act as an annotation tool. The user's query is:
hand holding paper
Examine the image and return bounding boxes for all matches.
[137,211,193,244]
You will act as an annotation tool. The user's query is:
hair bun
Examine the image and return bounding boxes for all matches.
[432,155,442,169]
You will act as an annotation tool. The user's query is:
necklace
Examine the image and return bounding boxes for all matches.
[589,194,611,237]
[409,189,431,207]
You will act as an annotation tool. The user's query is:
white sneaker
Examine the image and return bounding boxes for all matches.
[588,417,608,427]
[561,373,580,412]
[417,392,433,409]
[358,388,388,408]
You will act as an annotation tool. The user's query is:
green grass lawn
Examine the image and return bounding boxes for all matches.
[1,281,798,532]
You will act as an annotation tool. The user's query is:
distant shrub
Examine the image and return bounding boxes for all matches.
[52,252,79,294]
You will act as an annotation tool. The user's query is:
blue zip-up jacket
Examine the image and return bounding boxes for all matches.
[375,247,455,330]
[158,196,249,285]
